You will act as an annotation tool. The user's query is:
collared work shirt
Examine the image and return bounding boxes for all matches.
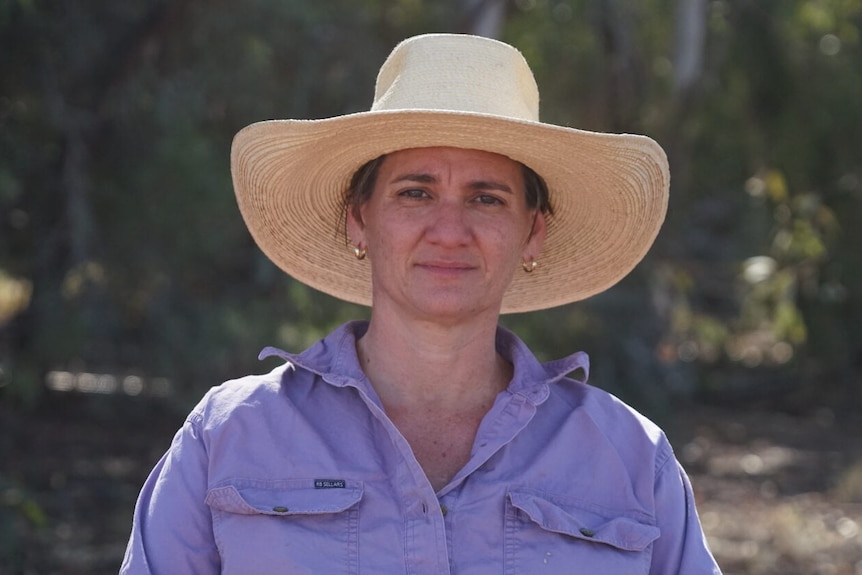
[120,321,721,574]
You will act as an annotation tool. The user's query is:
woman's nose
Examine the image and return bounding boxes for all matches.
[425,200,472,245]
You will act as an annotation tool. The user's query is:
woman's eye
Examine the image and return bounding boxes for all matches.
[399,188,428,199]
[475,194,504,206]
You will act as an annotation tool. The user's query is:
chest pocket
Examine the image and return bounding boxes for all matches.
[206,479,363,575]
[505,489,659,575]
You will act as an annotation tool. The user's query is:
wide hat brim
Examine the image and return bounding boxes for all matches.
[231,108,669,314]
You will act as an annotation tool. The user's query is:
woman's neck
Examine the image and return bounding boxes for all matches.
[355,308,512,412]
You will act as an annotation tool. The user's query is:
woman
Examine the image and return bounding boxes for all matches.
[121,34,721,574]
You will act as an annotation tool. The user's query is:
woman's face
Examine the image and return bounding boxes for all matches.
[347,146,546,323]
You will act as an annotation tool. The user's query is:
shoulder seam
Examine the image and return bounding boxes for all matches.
[654,433,675,477]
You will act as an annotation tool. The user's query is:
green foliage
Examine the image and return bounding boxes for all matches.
[0,474,47,570]
[0,0,860,414]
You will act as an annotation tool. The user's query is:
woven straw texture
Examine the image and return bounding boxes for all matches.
[231,34,669,313]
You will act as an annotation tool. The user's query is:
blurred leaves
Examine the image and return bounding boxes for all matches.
[0,271,32,327]
[0,0,860,414]
[0,475,47,570]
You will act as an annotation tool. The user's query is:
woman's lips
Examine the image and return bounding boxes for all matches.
[415,261,476,275]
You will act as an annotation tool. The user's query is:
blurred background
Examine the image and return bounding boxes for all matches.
[1,0,861,573]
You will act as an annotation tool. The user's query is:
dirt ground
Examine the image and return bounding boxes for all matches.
[1,390,861,574]
[676,405,862,575]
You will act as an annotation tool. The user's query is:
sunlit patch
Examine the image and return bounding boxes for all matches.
[0,271,32,326]
[742,256,777,284]
[819,34,841,56]
[45,370,172,396]
[61,261,108,301]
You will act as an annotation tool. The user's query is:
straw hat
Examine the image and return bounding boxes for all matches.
[231,33,669,313]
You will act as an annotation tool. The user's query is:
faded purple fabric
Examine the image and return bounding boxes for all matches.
[120,321,721,574]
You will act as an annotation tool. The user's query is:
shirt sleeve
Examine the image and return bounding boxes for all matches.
[650,448,722,575]
[119,413,219,575]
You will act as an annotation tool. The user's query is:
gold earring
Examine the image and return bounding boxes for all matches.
[522,257,537,273]
[353,246,367,260]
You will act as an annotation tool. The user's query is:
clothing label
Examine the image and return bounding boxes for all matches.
[314,479,346,489]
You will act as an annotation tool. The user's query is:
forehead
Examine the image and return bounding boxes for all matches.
[379,146,522,178]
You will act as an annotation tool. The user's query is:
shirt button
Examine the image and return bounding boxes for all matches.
[579,527,595,537]
[440,504,448,517]
[273,506,289,513]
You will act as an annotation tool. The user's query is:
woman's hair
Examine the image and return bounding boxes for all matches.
[343,153,554,225]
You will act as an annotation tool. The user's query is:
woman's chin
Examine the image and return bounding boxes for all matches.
[407,294,502,324]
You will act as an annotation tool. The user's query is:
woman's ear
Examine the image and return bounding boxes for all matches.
[346,206,366,248]
[523,210,547,261]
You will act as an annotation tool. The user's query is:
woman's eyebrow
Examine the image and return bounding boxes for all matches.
[390,173,437,184]
[391,173,514,194]
[469,180,514,194]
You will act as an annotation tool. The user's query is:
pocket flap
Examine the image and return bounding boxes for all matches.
[206,479,363,517]
[508,490,660,551]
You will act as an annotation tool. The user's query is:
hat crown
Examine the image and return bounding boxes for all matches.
[371,34,539,122]
[232,33,669,313]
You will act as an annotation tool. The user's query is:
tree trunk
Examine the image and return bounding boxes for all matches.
[673,0,709,96]
[461,0,507,39]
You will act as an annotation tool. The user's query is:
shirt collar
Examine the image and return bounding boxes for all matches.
[258,321,589,404]
[258,321,370,387]
[494,324,589,404]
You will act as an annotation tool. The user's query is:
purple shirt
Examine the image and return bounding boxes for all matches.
[120,321,720,574]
